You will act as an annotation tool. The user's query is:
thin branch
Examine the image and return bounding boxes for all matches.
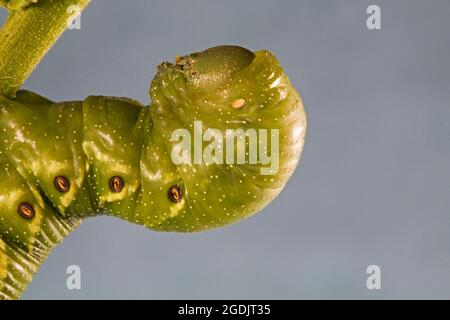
[0,0,91,97]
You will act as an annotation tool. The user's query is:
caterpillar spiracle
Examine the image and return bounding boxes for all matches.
[0,45,307,299]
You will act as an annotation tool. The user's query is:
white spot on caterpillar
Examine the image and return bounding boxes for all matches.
[231,98,246,109]
[270,76,282,88]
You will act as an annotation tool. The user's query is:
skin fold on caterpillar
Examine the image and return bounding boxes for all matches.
[0,45,307,300]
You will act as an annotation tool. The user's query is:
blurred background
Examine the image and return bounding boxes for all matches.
[1,0,449,299]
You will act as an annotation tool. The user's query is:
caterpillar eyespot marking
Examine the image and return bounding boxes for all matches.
[54,176,70,193]
[17,203,35,220]
[168,185,182,203]
[109,176,124,193]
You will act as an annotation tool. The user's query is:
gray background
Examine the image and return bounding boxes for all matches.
[1,0,450,299]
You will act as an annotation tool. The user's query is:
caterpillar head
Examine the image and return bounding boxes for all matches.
[173,45,256,93]
[138,45,307,232]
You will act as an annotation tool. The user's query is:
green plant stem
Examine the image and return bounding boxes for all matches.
[0,0,91,97]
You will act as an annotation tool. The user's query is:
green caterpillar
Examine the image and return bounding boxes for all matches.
[0,45,307,299]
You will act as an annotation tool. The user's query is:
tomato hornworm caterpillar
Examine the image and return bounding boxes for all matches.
[0,45,307,299]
